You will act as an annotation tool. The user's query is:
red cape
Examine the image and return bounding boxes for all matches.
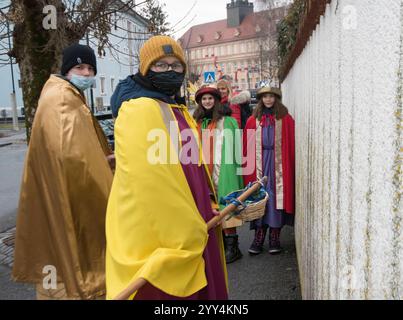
[243,114,295,214]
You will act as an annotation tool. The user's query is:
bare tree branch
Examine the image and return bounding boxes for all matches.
[169,0,197,30]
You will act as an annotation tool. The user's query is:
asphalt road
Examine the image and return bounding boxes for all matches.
[227,224,301,300]
[0,132,26,233]
[0,265,35,300]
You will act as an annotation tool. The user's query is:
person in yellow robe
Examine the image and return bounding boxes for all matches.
[107,35,228,300]
[12,44,113,300]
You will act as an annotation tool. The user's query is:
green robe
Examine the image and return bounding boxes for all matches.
[201,116,244,211]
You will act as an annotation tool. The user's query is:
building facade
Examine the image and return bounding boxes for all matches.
[0,1,149,117]
[179,0,287,90]
[83,6,149,114]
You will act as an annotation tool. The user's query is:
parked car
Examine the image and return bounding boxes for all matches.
[98,119,115,151]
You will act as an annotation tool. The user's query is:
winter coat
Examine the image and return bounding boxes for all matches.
[230,90,252,129]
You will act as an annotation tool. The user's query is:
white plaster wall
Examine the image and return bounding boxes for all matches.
[282,0,403,299]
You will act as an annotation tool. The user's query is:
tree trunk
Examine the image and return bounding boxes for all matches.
[11,0,65,143]
[9,0,119,142]
[11,0,59,142]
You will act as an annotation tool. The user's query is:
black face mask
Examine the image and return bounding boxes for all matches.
[146,70,185,96]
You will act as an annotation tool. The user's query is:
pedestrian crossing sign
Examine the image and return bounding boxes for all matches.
[204,71,215,83]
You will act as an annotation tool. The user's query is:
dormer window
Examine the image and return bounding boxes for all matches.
[234,28,241,37]
[214,31,222,40]
[197,35,204,43]
[255,25,261,33]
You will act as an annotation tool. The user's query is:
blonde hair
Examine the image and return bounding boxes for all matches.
[216,79,232,99]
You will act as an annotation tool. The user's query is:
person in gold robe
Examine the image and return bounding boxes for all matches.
[12,44,113,300]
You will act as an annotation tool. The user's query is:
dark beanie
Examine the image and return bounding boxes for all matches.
[61,43,97,76]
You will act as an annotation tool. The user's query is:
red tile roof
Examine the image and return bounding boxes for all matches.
[179,8,286,49]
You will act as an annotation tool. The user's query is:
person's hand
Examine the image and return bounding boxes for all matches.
[106,154,116,171]
[211,209,222,227]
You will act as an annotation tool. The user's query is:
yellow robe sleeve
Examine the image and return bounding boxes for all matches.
[106,98,209,299]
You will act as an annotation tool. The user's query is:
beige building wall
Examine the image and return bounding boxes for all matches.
[185,39,265,90]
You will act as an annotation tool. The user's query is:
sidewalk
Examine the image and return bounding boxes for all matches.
[0,129,35,299]
[0,129,27,233]
[0,227,15,268]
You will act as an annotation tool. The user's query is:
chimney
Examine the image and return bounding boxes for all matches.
[227,0,254,28]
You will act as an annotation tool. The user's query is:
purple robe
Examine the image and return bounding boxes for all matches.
[251,116,294,230]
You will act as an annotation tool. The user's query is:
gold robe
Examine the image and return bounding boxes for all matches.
[12,75,113,299]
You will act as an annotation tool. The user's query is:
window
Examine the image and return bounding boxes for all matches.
[115,44,120,61]
[96,97,104,112]
[110,77,115,93]
[114,13,118,30]
[127,20,132,36]
[99,76,106,96]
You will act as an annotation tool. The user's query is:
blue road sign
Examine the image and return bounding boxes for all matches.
[204,71,215,83]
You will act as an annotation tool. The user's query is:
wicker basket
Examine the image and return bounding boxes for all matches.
[235,191,268,222]
[221,186,269,222]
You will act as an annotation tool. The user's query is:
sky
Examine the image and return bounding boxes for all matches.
[162,0,233,39]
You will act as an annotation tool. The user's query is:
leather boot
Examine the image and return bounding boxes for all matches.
[248,227,267,255]
[224,234,243,264]
[268,227,282,254]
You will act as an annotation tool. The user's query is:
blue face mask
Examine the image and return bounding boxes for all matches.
[69,75,96,91]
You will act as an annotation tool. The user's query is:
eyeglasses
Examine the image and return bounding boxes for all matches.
[152,62,184,73]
